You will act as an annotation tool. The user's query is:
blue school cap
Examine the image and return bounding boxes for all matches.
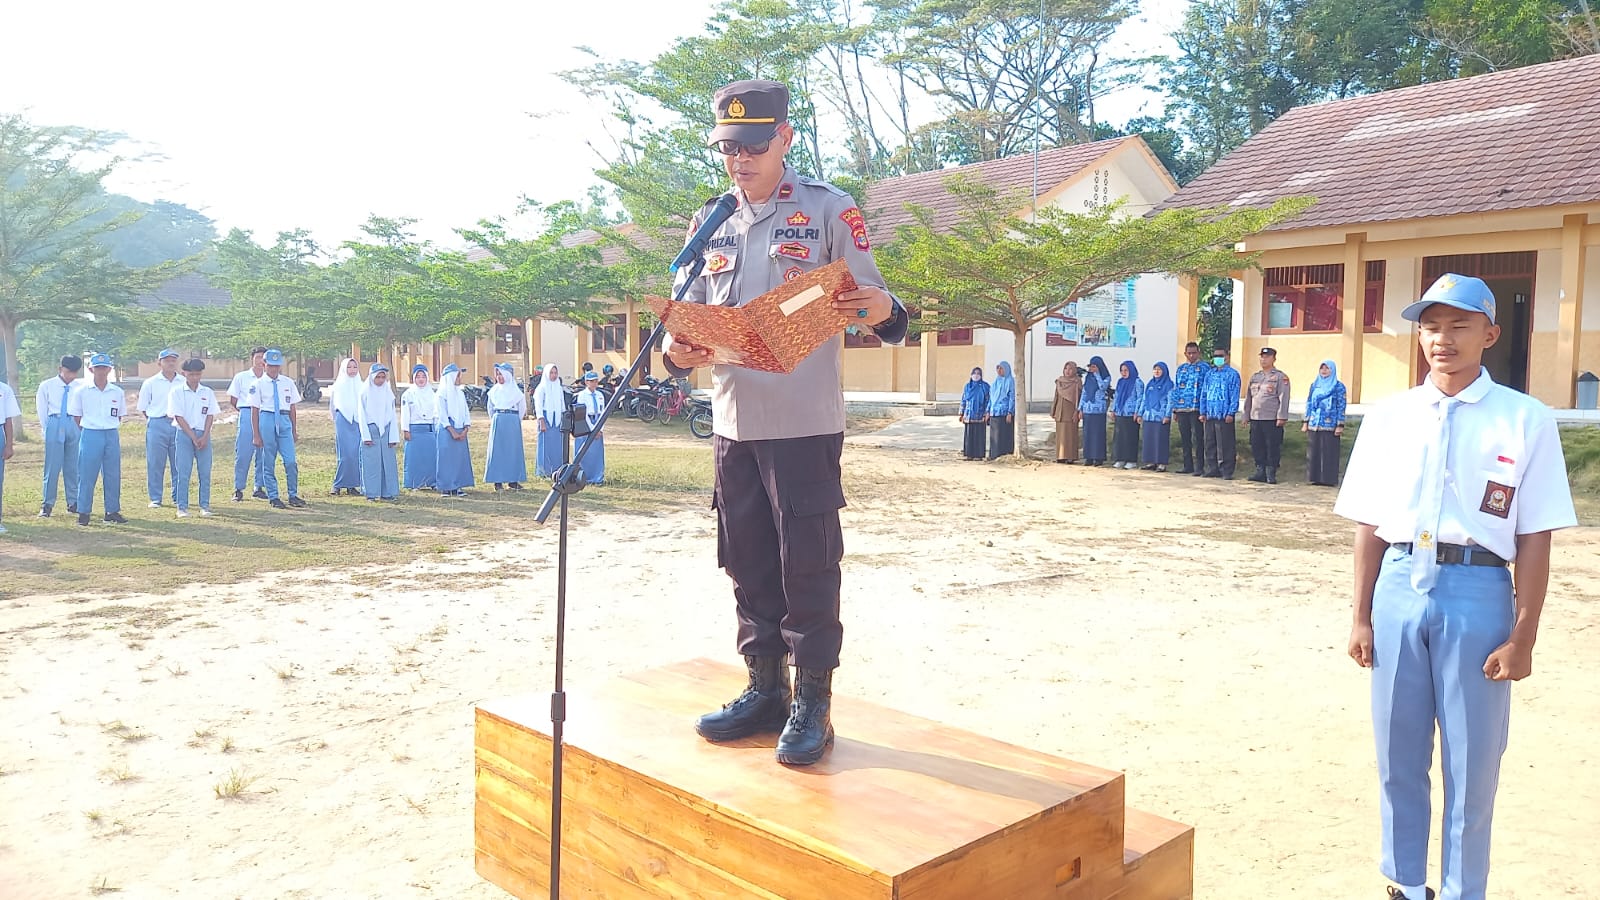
[583,371,599,381]
[441,363,461,376]
[411,364,429,376]
[370,363,389,375]
[89,353,113,369]
[1401,273,1496,325]
[263,349,285,365]
[158,348,179,360]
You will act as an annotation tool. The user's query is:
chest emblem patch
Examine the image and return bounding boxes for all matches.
[774,241,812,261]
[777,183,794,200]
[706,253,734,274]
[786,211,811,226]
[1480,481,1515,519]
[783,265,803,282]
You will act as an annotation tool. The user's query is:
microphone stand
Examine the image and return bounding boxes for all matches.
[533,254,705,900]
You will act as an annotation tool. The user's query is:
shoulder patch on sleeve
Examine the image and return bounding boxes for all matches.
[839,206,871,251]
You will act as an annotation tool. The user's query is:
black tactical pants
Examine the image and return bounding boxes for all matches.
[1250,419,1284,468]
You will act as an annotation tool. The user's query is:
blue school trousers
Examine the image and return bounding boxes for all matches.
[234,412,264,491]
[146,415,178,503]
[77,428,123,516]
[173,428,212,511]
[1372,546,1514,900]
[257,411,299,500]
[42,412,81,511]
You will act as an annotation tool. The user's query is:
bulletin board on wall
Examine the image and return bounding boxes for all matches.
[1044,278,1138,348]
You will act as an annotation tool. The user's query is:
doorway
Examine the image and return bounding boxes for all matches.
[1420,252,1535,392]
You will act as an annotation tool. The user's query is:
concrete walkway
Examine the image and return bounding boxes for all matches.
[846,416,1055,452]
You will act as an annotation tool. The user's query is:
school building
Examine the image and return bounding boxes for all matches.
[1156,53,1600,407]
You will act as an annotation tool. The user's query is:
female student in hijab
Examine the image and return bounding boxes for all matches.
[1050,361,1082,464]
[986,360,1016,459]
[958,367,989,461]
[399,364,438,490]
[434,363,474,497]
[328,357,364,496]
[1110,360,1143,469]
[532,364,566,478]
[1137,361,1174,472]
[483,362,527,491]
[359,363,400,501]
[1078,356,1111,466]
[1302,359,1347,486]
[574,371,607,484]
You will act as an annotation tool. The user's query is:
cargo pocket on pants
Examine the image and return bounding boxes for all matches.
[780,480,845,574]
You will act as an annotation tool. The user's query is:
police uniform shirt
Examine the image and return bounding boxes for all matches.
[137,372,182,419]
[669,164,907,441]
[229,369,264,408]
[252,374,302,414]
[35,375,81,424]
[1334,367,1577,561]
[169,383,219,432]
[68,381,124,430]
[1243,368,1290,420]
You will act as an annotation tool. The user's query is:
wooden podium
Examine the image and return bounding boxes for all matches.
[475,660,1192,899]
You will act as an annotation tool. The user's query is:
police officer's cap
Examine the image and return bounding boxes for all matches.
[709,80,789,146]
[1259,347,1276,356]
[1400,273,1497,325]
[264,349,285,366]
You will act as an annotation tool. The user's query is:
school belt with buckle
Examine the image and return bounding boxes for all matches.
[1391,542,1508,568]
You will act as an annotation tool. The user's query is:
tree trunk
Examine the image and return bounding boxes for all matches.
[0,319,17,390]
[1013,327,1030,458]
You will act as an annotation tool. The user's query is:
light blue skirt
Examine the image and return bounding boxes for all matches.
[403,424,438,489]
[360,434,399,499]
[534,420,564,478]
[577,433,605,485]
[435,426,474,491]
[484,411,528,483]
[332,414,362,489]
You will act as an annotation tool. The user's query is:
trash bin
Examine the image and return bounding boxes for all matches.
[1578,371,1600,410]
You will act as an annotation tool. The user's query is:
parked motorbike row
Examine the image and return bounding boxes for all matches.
[461,370,711,440]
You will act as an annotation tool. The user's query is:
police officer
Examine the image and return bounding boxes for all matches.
[1336,274,1576,900]
[1244,347,1290,483]
[665,79,907,767]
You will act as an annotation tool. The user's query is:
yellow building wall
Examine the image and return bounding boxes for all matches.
[936,344,986,395]
[842,345,894,392]
[1238,335,1343,402]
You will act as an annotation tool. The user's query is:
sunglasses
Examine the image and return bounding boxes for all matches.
[710,129,779,157]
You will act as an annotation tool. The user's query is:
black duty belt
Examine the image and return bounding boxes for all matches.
[1392,542,1508,568]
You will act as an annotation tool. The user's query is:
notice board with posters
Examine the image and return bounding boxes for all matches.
[1045,278,1138,348]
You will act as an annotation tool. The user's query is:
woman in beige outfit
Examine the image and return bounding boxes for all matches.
[1050,361,1083,464]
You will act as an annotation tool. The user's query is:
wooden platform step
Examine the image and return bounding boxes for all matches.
[475,658,1193,899]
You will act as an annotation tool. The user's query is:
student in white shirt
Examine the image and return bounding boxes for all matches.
[35,354,83,518]
[250,349,306,509]
[227,346,268,501]
[0,376,21,534]
[574,371,606,485]
[1335,274,1577,900]
[399,364,439,490]
[68,353,128,526]
[169,358,218,517]
[137,349,182,507]
[328,356,364,496]
[358,363,400,501]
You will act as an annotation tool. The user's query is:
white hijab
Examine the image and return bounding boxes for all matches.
[362,369,398,435]
[487,363,523,413]
[437,368,469,429]
[401,371,437,417]
[330,357,363,423]
[533,364,565,425]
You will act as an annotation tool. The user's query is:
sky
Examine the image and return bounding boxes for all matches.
[2,0,1188,251]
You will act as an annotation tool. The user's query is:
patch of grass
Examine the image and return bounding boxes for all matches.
[166,663,189,677]
[268,661,300,681]
[100,721,150,743]
[218,735,236,754]
[84,809,104,823]
[213,768,260,800]
[102,764,137,784]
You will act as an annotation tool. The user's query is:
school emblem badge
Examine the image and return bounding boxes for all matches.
[1418,530,1433,550]
[1480,480,1515,519]
[786,211,811,226]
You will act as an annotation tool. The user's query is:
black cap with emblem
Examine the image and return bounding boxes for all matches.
[709,79,789,145]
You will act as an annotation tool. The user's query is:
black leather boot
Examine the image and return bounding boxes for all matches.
[1265,466,1278,484]
[775,667,834,766]
[1248,465,1267,482]
[695,655,791,742]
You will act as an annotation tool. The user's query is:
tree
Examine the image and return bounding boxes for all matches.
[878,175,1312,456]
[0,114,188,387]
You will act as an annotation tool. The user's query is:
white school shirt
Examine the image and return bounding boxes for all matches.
[68,381,125,430]
[400,385,438,429]
[575,388,604,427]
[137,372,182,418]
[252,374,302,413]
[229,368,265,408]
[1335,368,1577,562]
[169,383,219,433]
[0,381,21,425]
[35,375,81,424]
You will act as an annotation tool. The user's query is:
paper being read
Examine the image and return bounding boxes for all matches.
[779,284,827,317]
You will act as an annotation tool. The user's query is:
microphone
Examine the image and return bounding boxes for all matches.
[669,194,739,273]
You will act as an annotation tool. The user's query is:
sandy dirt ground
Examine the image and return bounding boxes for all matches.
[2,435,1597,899]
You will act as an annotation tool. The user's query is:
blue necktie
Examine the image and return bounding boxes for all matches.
[1411,397,1457,592]
[59,382,70,441]
[272,379,281,430]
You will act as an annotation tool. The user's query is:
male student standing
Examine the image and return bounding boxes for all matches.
[137,348,182,507]
[36,354,83,518]
[250,349,307,509]
[1336,274,1577,900]
[169,358,217,517]
[0,376,20,534]
[68,354,128,526]
[228,346,268,501]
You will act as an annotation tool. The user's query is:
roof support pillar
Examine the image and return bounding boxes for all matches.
[1550,213,1589,407]
[1340,232,1367,403]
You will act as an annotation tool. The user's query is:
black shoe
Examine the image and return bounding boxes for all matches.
[269,498,287,509]
[508,482,524,491]
[1265,467,1278,484]
[287,496,307,509]
[1223,472,1235,480]
[775,667,834,766]
[233,490,244,502]
[696,656,792,742]
[104,513,128,524]
[494,483,503,492]
[37,505,51,518]
[1202,470,1221,478]
[67,504,78,514]
[1177,467,1194,474]
[77,513,91,527]
[1192,468,1206,477]
[1248,466,1267,482]
[1386,888,1435,900]
[252,488,268,500]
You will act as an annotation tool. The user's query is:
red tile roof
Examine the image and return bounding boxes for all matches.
[1156,54,1600,231]
[863,137,1139,238]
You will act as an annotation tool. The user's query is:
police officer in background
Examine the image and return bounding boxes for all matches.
[664,79,908,767]
[1244,347,1291,484]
